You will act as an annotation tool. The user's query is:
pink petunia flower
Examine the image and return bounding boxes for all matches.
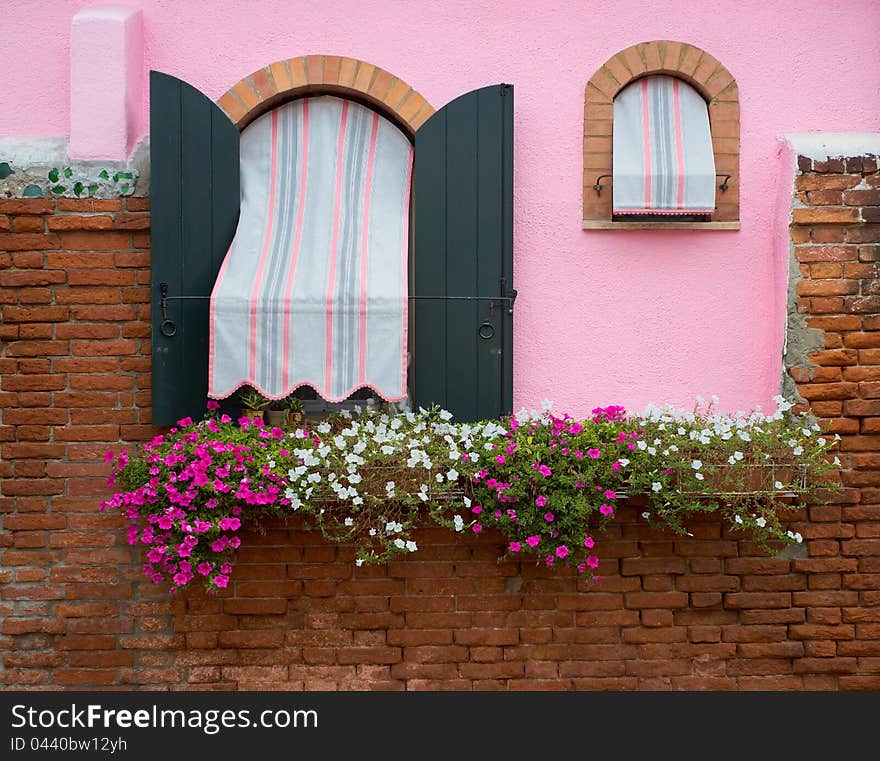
[544,512,555,522]
[472,524,483,533]
[535,495,548,507]
[495,454,506,465]
[587,448,601,459]
[586,555,600,569]
[555,545,569,559]
[526,535,541,548]
[599,504,614,517]
[213,574,229,588]
[584,535,595,549]
[206,400,220,411]
[509,541,521,552]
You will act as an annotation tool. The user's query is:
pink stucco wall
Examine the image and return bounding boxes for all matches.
[2,1,878,417]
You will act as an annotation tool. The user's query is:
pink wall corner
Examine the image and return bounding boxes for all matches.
[773,137,799,384]
[69,5,143,160]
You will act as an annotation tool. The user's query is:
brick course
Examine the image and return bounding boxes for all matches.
[218,55,434,136]
[0,186,878,690]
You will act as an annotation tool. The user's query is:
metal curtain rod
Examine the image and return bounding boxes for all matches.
[159,282,516,305]
[593,173,733,195]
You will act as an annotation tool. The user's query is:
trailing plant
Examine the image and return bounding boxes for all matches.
[102,397,837,592]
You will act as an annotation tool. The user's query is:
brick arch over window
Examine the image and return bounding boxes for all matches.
[583,41,740,229]
[218,55,434,137]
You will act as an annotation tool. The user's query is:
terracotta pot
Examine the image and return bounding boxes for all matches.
[242,408,265,421]
[265,409,288,428]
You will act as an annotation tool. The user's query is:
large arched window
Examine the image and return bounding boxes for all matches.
[150,64,514,426]
[209,96,413,404]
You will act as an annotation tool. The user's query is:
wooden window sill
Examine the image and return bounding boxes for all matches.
[582,220,740,231]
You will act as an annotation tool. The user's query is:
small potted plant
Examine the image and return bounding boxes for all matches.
[286,394,304,426]
[265,397,289,428]
[239,386,269,421]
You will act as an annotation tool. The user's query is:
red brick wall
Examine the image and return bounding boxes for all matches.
[1,189,878,690]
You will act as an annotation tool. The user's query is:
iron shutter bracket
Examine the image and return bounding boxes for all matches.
[506,288,517,315]
[158,281,177,337]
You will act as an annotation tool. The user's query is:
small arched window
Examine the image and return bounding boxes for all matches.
[612,75,715,220]
[582,41,740,230]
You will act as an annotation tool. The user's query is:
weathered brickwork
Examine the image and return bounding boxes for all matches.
[0,188,878,690]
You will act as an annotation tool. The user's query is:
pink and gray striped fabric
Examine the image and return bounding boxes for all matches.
[209,96,413,402]
[612,75,716,215]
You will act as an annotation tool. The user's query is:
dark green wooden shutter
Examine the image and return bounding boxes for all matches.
[412,84,514,422]
[150,71,240,425]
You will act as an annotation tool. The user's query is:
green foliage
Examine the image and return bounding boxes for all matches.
[239,386,270,411]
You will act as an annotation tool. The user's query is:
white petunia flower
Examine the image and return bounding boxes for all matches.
[734,515,743,524]
[446,468,459,482]
[695,472,704,481]
[641,511,651,519]
[381,445,395,455]
[394,538,406,549]
[651,482,662,492]
[755,516,766,528]
[793,446,804,456]
[344,517,354,526]
[355,558,364,567]
[405,540,418,552]
[418,484,429,501]
[369,528,376,537]
[453,515,464,532]
[691,460,702,470]
[774,481,784,490]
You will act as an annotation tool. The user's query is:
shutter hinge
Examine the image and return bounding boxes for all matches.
[499,83,512,96]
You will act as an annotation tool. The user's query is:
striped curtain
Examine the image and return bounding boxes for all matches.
[612,75,716,214]
[209,96,413,402]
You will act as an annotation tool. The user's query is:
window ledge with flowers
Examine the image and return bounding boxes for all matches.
[101,397,836,593]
